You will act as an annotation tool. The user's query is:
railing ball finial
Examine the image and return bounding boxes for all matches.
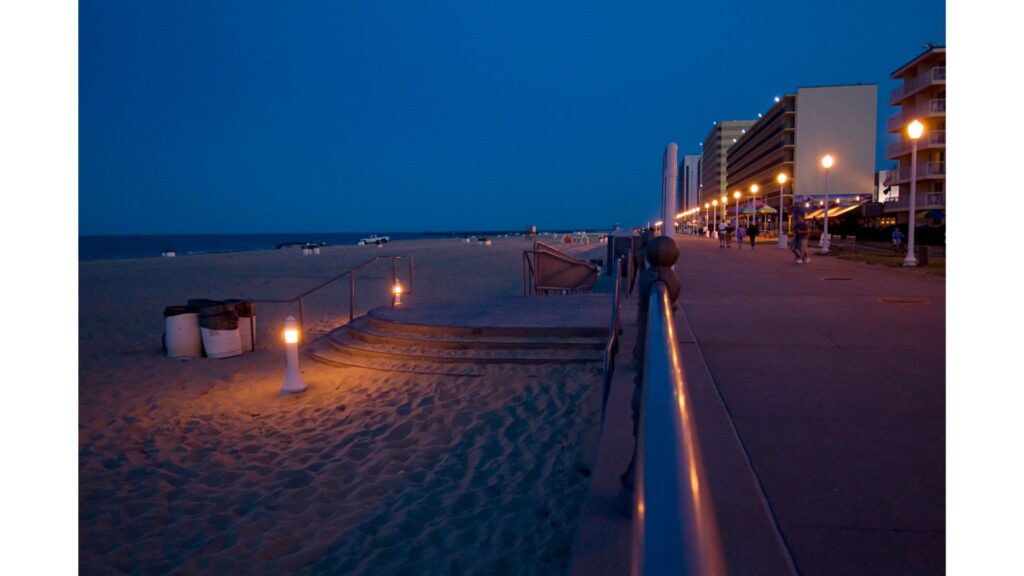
[645,236,679,268]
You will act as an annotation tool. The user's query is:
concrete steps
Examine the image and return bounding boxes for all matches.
[308,296,611,375]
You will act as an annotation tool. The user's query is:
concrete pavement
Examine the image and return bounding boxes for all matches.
[672,234,945,575]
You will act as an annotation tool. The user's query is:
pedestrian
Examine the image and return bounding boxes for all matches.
[718,220,728,248]
[736,222,746,250]
[792,219,810,263]
[747,221,759,249]
[725,221,734,248]
[892,227,905,253]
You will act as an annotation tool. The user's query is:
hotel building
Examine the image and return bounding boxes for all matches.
[726,84,877,221]
[700,120,755,206]
[883,46,945,224]
[679,154,702,212]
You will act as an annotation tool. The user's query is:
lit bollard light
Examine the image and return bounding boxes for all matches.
[392,283,403,307]
[280,315,308,395]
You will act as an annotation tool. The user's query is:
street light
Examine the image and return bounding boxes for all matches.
[704,202,710,237]
[749,184,760,228]
[904,120,924,266]
[721,195,728,226]
[712,199,719,238]
[777,173,788,249]
[733,191,741,231]
[820,154,834,253]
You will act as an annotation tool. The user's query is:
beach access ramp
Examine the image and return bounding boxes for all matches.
[522,241,600,295]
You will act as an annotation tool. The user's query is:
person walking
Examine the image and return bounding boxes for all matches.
[718,220,728,248]
[725,221,734,248]
[747,221,759,249]
[792,219,810,263]
[736,222,746,250]
[892,227,905,253]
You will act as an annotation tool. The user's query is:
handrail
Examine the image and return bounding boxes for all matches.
[632,282,725,576]
[601,256,625,417]
[249,255,414,339]
[522,241,600,295]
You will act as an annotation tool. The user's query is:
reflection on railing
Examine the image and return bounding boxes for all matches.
[250,255,414,338]
[629,238,726,576]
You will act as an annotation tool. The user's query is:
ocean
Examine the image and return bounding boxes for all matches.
[77,232,530,261]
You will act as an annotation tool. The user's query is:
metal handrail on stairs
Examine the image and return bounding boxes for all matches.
[249,255,414,340]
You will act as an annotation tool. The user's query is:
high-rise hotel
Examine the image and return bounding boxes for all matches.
[883,45,945,225]
[726,85,877,221]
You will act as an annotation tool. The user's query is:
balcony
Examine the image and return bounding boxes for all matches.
[882,192,945,212]
[886,99,946,132]
[889,66,946,104]
[885,130,946,159]
[883,161,946,186]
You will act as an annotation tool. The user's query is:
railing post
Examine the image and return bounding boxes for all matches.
[349,273,355,322]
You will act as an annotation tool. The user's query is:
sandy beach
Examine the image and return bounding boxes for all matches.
[79,236,611,574]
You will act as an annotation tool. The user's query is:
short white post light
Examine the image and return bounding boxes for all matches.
[393,282,403,306]
[280,316,308,395]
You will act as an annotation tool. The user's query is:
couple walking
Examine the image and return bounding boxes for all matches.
[719,220,760,249]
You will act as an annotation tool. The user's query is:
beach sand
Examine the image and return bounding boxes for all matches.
[79,236,610,574]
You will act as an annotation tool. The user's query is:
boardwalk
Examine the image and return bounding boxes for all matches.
[574,234,944,575]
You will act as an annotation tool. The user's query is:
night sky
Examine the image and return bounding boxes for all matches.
[79,0,945,234]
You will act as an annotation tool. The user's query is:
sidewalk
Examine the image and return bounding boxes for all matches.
[672,234,945,575]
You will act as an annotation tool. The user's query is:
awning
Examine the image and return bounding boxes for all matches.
[805,202,866,220]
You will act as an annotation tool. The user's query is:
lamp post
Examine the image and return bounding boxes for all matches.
[820,154,834,253]
[749,184,759,228]
[704,202,710,237]
[776,173,788,248]
[904,120,924,266]
[712,199,719,238]
[733,191,741,231]
[721,195,728,226]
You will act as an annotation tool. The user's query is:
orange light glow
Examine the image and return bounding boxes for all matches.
[393,284,403,295]
[284,328,299,344]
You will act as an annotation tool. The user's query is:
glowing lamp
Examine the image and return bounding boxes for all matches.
[822,154,834,169]
[393,283,403,306]
[908,119,925,140]
[280,315,308,395]
[750,184,759,193]
[733,191,741,199]
[777,173,787,185]
[712,200,718,206]
[704,203,710,209]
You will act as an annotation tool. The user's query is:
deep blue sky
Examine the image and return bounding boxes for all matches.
[80,0,944,234]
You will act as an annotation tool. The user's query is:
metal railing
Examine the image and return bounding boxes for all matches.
[522,241,600,295]
[889,66,946,103]
[886,98,946,132]
[886,130,945,158]
[601,256,628,417]
[632,282,725,576]
[250,255,414,340]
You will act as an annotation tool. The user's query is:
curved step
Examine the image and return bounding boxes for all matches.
[308,339,488,376]
[349,316,605,351]
[367,314,608,339]
[326,327,603,365]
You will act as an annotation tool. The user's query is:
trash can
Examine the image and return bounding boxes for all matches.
[225,300,256,352]
[189,299,242,359]
[917,245,931,266]
[163,305,202,358]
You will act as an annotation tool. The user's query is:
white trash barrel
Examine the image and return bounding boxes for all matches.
[226,300,256,352]
[164,306,202,358]
[191,300,243,359]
